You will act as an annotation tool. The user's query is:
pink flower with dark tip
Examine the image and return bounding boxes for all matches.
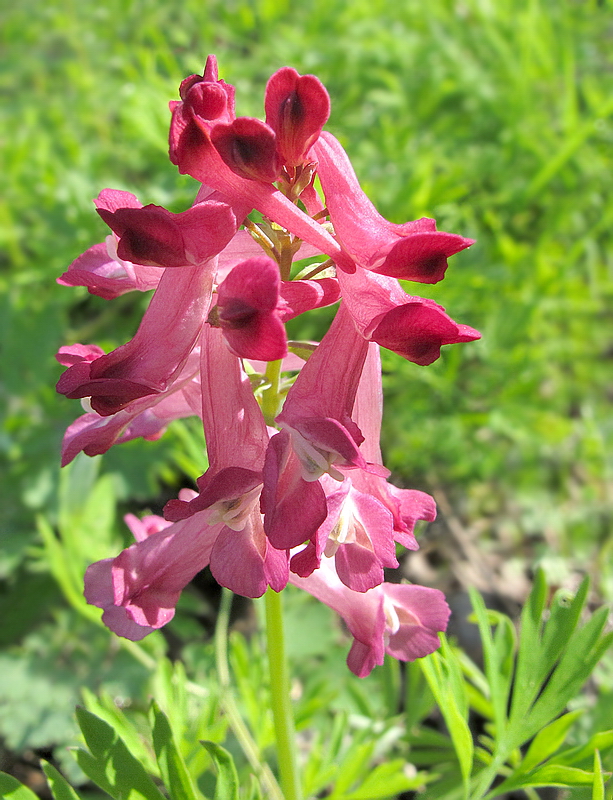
[213,256,288,361]
[338,267,480,366]
[276,303,389,481]
[58,347,201,465]
[97,197,242,268]
[261,428,328,551]
[314,132,474,282]
[350,341,437,549]
[290,475,398,593]
[56,263,214,415]
[210,118,281,183]
[265,66,330,167]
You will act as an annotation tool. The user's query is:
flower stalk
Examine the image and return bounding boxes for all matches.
[215,588,284,800]
[264,587,301,800]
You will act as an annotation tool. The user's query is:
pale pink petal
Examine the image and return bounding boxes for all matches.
[84,510,222,639]
[209,510,289,597]
[261,429,327,550]
[57,262,213,415]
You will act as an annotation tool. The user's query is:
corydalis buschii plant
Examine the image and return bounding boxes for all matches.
[56,55,479,676]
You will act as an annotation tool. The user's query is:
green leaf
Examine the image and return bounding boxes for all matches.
[525,614,613,736]
[492,763,598,796]
[468,589,515,734]
[508,568,548,725]
[554,730,613,767]
[40,761,85,800]
[81,688,157,775]
[592,750,604,800]
[74,707,166,800]
[150,702,201,800]
[200,741,239,800]
[514,763,596,788]
[404,660,436,730]
[521,710,583,772]
[0,773,40,800]
[344,760,430,799]
[419,640,473,799]
[327,741,375,797]
[540,581,589,669]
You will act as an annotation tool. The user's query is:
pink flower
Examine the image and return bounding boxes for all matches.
[276,303,388,481]
[210,117,281,183]
[213,256,289,361]
[161,326,289,597]
[57,263,214,415]
[58,348,201,465]
[57,239,161,299]
[264,67,330,167]
[350,342,437,549]
[314,132,474,282]
[338,267,480,366]
[164,325,269,522]
[290,556,450,677]
[84,509,222,640]
[169,58,355,273]
[261,428,328,550]
[97,195,243,268]
[290,475,398,593]
[279,277,340,320]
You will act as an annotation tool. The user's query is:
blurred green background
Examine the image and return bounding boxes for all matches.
[1,0,612,790]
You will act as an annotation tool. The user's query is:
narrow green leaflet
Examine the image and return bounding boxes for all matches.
[554,731,613,767]
[507,569,548,728]
[344,759,431,799]
[419,638,473,799]
[40,761,85,800]
[491,763,596,795]
[525,607,613,738]
[326,741,376,798]
[150,701,202,800]
[467,589,515,736]
[0,773,40,800]
[592,750,604,800]
[201,741,239,800]
[539,581,589,668]
[74,708,166,800]
[521,710,584,772]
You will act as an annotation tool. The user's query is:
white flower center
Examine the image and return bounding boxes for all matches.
[207,484,262,531]
[285,425,345,483]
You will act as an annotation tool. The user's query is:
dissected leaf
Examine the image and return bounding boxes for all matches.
[151,701,201,800]
[75,708,166,800]
[40,761,85,800]
[200,741,239,800]
[344,760,430,799]
[419,643,473,799]
[0,773,40,800]
[521,710,583,772]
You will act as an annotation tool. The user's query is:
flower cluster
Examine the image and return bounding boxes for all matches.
[57,57,479,677]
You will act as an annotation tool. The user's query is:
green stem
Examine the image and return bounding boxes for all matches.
[215,588,284,800]
[265,588,301,800]
[261,359,283,425]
